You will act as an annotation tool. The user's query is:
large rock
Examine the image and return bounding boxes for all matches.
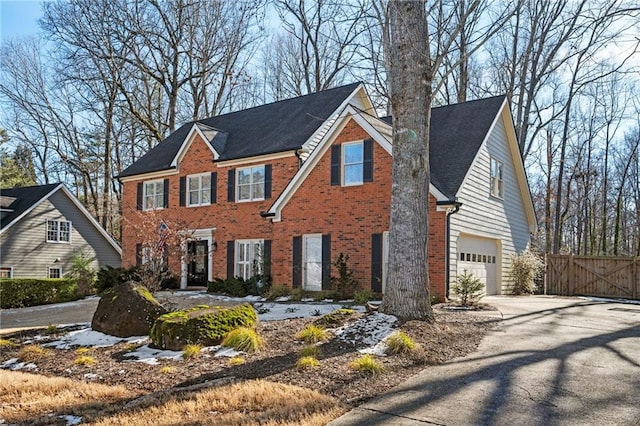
[91,282,168,337]
[150,304,257,350]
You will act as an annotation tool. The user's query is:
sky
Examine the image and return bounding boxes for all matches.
[0,0,42,41]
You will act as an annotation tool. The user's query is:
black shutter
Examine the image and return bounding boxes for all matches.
[136,183,143,210]
[292,236,302,288]
[264,164,272,199]
[371,233,383,293]
[226,240,235,278]
[211,172,217,203]
[263,239,271,278]
[321,234,331,290]
[135,243,142,266]
[330,145,341,185]
[227,169,235,202]
[363,139,373,182]
[179,176,186,206]
[163,179,169,208]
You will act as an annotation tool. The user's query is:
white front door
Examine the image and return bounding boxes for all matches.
[303,234,323,291]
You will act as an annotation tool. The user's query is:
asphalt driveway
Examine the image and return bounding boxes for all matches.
[330,295,640,426]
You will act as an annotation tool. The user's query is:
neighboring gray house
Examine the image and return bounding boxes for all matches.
[0,183,121,278]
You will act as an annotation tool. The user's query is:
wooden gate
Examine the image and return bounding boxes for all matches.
[546,255,639,299]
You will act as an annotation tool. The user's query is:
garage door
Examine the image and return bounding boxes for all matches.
[457,235,499,295]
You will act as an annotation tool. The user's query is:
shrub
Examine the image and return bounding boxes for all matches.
[451,270,484,306]
[221,327,263,353]
[331,253,359,301]
[264,284,291,301]
[295,324,330,344]
[296,356,320,369]
[65,252,97,296]
[0,278,79,308]
[385,331,416,355]
[18,345,50,362]
[299,345,320,358]
[44,325,58,335]
[73,355,97,366]
[510,250,544,295]
[354,289,377,304]
[160,274,180,290]
[289,288,304,301]
[95,265,140,294]
[207,275,271,297]
[229,356,245,366]
[182,344,202,359]
[349,354,384,375]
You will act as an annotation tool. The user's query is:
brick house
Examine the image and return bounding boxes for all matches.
[118,83,536,299]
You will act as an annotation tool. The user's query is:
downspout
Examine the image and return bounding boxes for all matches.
[441,201,462,299]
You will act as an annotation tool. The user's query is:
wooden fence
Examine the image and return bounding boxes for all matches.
[546,255,639,300]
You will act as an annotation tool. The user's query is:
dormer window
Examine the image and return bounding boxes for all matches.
[490,157,504,199]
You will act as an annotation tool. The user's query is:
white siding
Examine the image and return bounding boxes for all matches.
[0,192,121,278]
[449,114,531,294]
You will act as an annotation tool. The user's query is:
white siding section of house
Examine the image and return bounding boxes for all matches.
[0,192,121,278]
[449,114,531,294]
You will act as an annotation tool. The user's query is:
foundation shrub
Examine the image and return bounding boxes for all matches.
[451,270,484,306]
[0,278,78,308]
[510,250,544,295]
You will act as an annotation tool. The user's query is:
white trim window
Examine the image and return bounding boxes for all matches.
[0,267,13,278]
[144,180,165,210]
[46,219,71,243]
[343,141,364,186]
[490,157,504,199]
[237,165,265,202]
[48,267,62,278]
[235,239,263,280]
[187,173,211,207]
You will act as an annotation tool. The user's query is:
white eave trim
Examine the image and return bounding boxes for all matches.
[0,184,122,255]
[171,123,220,168]
[119,169,179,183]
[267,105,448,222]
[215,150,297,168]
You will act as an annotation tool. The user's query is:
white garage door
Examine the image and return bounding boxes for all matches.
[457,235,499,295]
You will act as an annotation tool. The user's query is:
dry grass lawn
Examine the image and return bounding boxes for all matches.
[0,370,346,425]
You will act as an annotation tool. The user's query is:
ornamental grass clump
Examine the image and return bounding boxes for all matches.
[385,331,416,355]
[229,356,245,366]
[510,250,544,295]
[296,356,320,369]
[73,355,97,367]
[295,324,330,344]
[221,327,263,353]
[18,345,50,362]
[182,344,202,359]
[299,345,320,358]
[349,354,384,375]
[0,338,17,348]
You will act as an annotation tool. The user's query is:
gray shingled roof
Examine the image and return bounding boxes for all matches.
[0,183,61,230]
[119,82,362,178]
[382,95,506,198]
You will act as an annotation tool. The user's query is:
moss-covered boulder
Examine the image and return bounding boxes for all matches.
[91,282,168,337]
[149,304,257,350]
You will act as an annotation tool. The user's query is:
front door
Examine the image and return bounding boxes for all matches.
[187,240,208,286]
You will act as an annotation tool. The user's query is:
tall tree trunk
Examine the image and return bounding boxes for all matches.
[380,1,433,321]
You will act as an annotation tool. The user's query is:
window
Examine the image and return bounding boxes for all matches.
[144,180,165,210]
[237,166,265,202]
[235,239,263,280]
[0,267,12,278]
[48,267,62,278]
[490,157,504,198]
[46,219,71,243]
[187,174,211,207]
[343,142,364,186]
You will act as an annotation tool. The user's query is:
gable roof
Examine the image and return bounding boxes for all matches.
[0,183,122,254]
[119,82,364,178]
[382,95,507,198]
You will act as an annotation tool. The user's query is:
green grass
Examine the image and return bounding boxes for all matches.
[385,331,416,355]
[295,324,330,344]
[349,354,384,375]
[221,327,263,353]
[296,356,320,369]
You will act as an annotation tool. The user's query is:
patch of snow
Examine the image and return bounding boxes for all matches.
[256,302,363,321]
[123,345,183,364]
[579,296,640,305]
[333,312,398,349]
[359,341,388,356]
[58,415,82,425]
[1,358,37,371]
[43,328,147,349]
[274,296,291,302]
[214,347,241,358]
[83,373,100,380]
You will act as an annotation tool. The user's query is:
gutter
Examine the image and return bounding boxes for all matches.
[437,200,462,299]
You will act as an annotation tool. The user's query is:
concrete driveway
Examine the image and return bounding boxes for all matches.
[330,295,640,426]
